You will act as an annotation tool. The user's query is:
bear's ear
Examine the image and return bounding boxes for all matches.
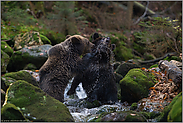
[111,44,116,51]
[92,33,99,40]
[66,35,71,39]
[71,37,80,44]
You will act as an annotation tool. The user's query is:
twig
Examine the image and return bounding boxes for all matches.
[166,33,180,53]
[158,2,177,15]
[133,1,149,25]
[1,39,12,42]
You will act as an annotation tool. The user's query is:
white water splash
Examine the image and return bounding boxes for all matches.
[64,77,87,100]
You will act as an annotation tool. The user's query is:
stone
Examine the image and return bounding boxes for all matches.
[7,44,52,72]
[1,41,13,56]
[115,62,140,77]
[1,50,10,73]
[4,80,74,122]
[120,68,155,103]
[1,103,27,122]
[91,110,146,122]
[3,70,38,87]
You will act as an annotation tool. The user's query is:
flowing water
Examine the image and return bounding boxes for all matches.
[64,78,131,122]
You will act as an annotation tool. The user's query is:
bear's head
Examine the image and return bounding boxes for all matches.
[91,33,116,61]
[65,35,94,56]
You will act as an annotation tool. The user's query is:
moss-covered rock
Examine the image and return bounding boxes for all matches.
[120,68,156,103]
[1,77,17,91]
[23,63,37,70]
[167,93,182,122]
[91,110,146,122]
[156,92,182,122]
[4,80,74,122]
[1,41,13,56]
[115,62,140,78]
[3,70,38,87]
[108,33,133,61]
[1,50,10,73]
[1,103,27,122]
[7,44,52,72]
[114,72,123,83]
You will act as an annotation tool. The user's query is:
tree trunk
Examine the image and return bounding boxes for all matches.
[126,1,134,30]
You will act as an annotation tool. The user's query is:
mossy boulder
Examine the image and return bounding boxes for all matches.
[91,110,146,122]
[1,41,13,56]
[7,44,52,72]
[120,68,156,103]
[168,93,182,122]
[1,50,10,73]
[4,80,74,122]
[23,63,37,70]
[115,62,140,78]
[3,70,38,87]
[109,33,133,61]
[1,77,17,91]
[1,103,27,122]
[156,92,182,122]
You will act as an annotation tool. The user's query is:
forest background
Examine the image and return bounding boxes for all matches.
[1,1,182,62]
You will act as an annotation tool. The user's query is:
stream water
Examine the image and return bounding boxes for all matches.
[64,78,131,122]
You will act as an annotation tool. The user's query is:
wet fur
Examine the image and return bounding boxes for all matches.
[39,35,94,102]
[67,33,118,103]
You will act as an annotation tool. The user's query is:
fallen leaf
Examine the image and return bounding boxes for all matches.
[149,87,155,90]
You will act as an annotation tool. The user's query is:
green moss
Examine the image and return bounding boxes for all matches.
[140,111,150,119]
[4,70,38,87]
[7,51,32,72]
[110,36,133,61]
[168,94,182,122]
[5,80,74,122]
[1,76,17,91]
[1,50,10,73]
[40,34,52,45]
[149,64,158,69]
[156,92,182,122]
[1,103,27,121]
[163,56,182,62]
[1,41,13,56]
[120,68,156,102]
[7,49,47,72]
[149,111,161,119]
[130,102,138,110]
[23,63,37,70]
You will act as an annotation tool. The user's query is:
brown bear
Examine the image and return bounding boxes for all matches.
[39,35,94,102]
[67,33,118,103]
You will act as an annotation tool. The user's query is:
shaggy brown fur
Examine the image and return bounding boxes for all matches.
[39,35,94,102]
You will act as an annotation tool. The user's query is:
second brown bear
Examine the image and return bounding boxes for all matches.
[39,35,94,102]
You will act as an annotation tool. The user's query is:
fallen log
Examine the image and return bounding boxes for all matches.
[158,60,182,86]
[138,52,177,64]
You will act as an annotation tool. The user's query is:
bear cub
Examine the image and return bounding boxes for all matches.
[67,33,118,103]
[39,35,94,102]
